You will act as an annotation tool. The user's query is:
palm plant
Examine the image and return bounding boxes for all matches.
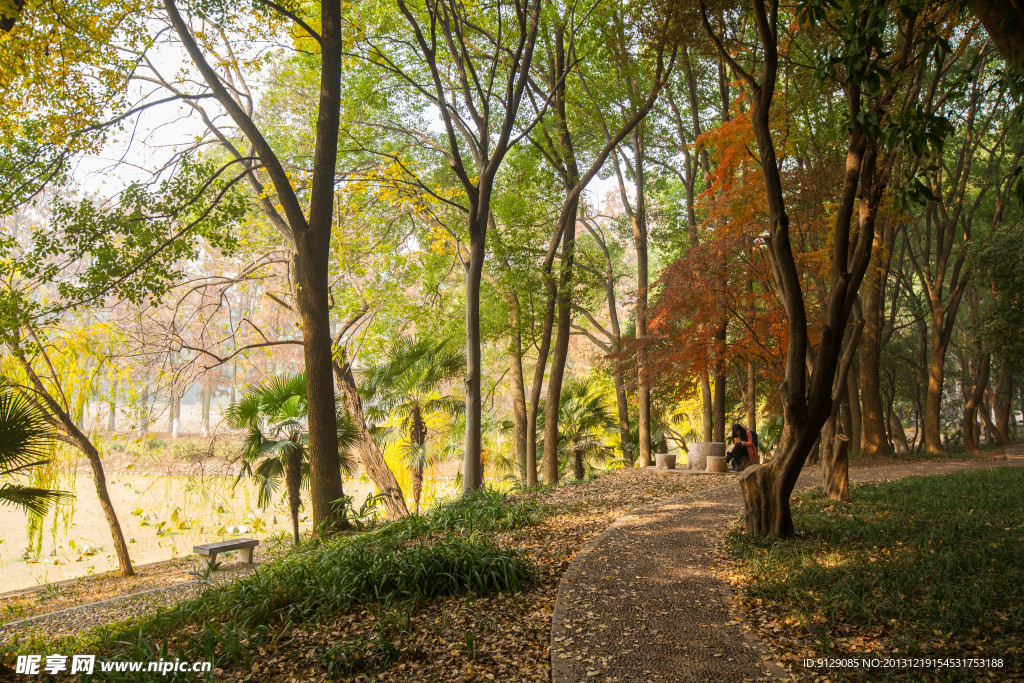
[360,337,465,514]
[227,372,359,544]
[541,376,618,480]
[0,386,73,515]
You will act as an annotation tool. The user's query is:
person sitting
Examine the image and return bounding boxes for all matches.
[726,423,758,472]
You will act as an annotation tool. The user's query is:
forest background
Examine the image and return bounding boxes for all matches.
[0,0,1022,579]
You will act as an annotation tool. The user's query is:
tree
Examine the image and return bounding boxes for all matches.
[155,0,354,531]
[360,337,465,514]
[0,384,72,515]
[905,44,1022,453]
[700,0,945,534]
[228,372,359,544]
[362,0,542,493]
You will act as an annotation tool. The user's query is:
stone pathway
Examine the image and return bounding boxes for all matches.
[550,454,1024,682]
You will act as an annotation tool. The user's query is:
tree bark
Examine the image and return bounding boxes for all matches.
[200,375,212,438]
[859,221,896,456]
[137,382,149,437]
[543,193,580,485]
[286,446,302,544]
[169,393,181,438]
[508,331,529,481]
[994,368,1012,446]
[712,321,727,443]
[746,362,757,436]
[846,363,861,455]
[962,352,990,455]
[889,410,911,453]
[971,0,1024,70]
[701,370,713,441]
[823,432,850,501]
[409,403,426,514]
[332,358,409,520]
[526,247,558,487]
[295,231,347,532]
[923,316,949,454]
[463,216,486,491]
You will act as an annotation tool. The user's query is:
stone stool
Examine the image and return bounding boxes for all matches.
[706,455,728,473]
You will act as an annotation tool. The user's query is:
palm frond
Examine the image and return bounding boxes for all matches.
[0,483,73,516]
[252,457,285,509]
[0,388,56,471]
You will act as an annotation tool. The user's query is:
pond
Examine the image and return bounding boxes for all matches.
[0,471,378,592]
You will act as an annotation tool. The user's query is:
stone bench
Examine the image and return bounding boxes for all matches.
[193,538,259,570]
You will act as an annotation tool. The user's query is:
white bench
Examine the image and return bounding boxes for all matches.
[193,538,259,570]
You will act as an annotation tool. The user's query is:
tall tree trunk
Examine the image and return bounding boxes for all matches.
[137,382,149,437]
[81,435,134,576]
[613,363,631,462]
[107,398,116,432]
[923,313,949,455]
[746,362,757,436]
[200,376,212,438]
[712,321,727,442]
[169,393,181,438]
[889,410,911,453]
[701,370,713,441]
[295,234,348,532]
[332,358,409,520]
[847,363,861,455]
[409,403,426,514]
[859,220,896,456]
[979,393,1001,446]
[526,251,558,487]
[509,332,529,481]
[286,446,302,544]
[963,352,990,455]
[230,359,237,406]
[822,426,850,501]
[994,368,1012,445]
[463,215,486,492]
[630,126,653,469]
[543,195,580,485]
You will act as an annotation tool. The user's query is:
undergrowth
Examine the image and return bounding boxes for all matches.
[3,488,545,681]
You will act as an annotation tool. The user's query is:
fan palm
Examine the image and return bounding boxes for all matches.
[360,336,465,514]
[0,386,73,515]
[226,372,359,544]
[541,376,618,480]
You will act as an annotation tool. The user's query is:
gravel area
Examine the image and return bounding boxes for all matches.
[551,455,1023,683]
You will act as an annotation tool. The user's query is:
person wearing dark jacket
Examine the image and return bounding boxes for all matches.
[726,423,758,471]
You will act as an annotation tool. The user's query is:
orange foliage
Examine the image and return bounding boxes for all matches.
[646,91,846,409]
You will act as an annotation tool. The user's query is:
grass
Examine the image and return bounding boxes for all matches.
[727,467,1024,680]
[3,488,544,681]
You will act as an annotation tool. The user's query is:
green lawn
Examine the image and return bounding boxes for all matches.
[727,467,1024,681]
